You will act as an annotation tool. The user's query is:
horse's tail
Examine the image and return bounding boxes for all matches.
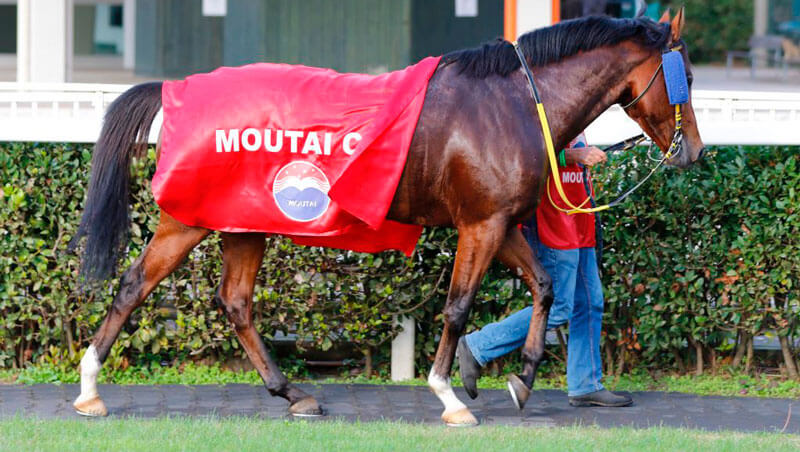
[72,81,163,283]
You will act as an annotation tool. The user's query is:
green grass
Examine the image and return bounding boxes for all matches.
[0,363,265,385]
[3,363,800,399]
[0,417,797,452]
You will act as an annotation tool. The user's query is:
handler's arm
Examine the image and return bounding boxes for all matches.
[564,146,607,167]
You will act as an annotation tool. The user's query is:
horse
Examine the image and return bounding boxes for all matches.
[71,10,703,426]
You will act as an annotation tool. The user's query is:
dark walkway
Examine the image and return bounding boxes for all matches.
[1,383,797,433]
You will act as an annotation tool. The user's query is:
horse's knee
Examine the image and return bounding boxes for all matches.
[442,298,471,333]
[536,270,552,292]
[536,274,554,306]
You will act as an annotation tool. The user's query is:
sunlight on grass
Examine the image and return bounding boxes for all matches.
[0,417,797,452]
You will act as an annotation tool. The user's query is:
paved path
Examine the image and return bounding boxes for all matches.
[0,383,797,433]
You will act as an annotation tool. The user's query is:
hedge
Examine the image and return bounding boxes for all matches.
[1,143,799,378]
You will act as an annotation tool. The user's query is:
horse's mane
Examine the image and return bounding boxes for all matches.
[443,16,670,78]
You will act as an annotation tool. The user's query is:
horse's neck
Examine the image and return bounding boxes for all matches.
[533,47,646,148]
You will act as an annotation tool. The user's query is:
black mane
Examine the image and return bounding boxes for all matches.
[443,16,670,78]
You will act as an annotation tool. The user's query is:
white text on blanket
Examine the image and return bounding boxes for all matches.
[215,129,362,156]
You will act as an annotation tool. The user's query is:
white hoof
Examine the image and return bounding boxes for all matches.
[73,396,108,417]
[442,407,479,427]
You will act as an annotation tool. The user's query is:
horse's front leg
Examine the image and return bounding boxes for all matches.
[428,216,507,426]
[495,227,554,410]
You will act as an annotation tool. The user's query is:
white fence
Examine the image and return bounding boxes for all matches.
[2,83,800,145]
[587,89,800,145]
[0,82,160,143]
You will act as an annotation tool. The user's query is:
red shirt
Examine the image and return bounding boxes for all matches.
[536,133,596,249]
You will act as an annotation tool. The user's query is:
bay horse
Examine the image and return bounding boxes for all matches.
[71,10,703,426]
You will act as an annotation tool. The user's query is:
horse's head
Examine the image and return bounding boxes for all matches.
[621,8,705,168]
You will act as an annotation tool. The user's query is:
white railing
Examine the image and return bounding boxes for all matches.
[586,89,800,145]
[0,82,160,143]
[1,83,800,145]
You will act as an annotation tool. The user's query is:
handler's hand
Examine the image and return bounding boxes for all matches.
[565,146,607,167]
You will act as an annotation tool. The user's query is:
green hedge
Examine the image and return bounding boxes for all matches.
[0,142,520,372]
[600,145,800,375]
[1,143,799,377]
[680,0,753,64]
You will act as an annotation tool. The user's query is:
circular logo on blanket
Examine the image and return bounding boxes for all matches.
[273,161,331,222]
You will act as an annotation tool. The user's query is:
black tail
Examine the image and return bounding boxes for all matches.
[72,81,163,283]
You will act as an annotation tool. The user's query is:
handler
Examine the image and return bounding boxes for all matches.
[457,132,633,407]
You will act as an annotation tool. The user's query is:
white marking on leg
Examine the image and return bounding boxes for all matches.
[75,345,101,403]
[428,370,467,413]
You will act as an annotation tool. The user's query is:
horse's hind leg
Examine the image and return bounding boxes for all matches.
[429,216,507,426]
[494,226,553,410]
[73,212,209,416]
[216,232,322,416]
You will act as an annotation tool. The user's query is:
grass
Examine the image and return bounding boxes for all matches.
[2,363,800,399]
[0,417,798,452]
[2,365,798,451]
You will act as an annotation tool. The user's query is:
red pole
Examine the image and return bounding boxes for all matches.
[551,0,561,24]
[505,0,517,41]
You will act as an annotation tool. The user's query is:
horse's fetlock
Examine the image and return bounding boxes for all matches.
[522,348,544,365]
[266,376,290,396]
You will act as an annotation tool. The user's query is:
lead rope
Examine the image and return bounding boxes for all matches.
[511,42,606,214]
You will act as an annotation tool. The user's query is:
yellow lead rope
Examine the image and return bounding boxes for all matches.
[535,102,611,215]
[513,40,682,215]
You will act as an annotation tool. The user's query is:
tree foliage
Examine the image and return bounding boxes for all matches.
[680,0,754,64]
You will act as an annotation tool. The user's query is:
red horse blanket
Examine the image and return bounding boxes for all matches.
[153,57,441,255]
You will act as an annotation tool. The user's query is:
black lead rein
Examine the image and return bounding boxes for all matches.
[581,133,647,269]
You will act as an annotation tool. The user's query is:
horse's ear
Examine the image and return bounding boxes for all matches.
[659,8,671,23]
[634,0,646,18]
[670,7,685,41]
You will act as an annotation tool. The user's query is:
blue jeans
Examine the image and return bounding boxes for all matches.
[464,233,605,396]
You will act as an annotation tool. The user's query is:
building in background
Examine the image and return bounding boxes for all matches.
[133,0,506,77]
[0,0,794,82]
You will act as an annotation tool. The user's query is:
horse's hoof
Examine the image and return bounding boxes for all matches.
[73,396,108,417]
[507,374,531,410]
[442,408,479,427]
[289,397,324,417]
